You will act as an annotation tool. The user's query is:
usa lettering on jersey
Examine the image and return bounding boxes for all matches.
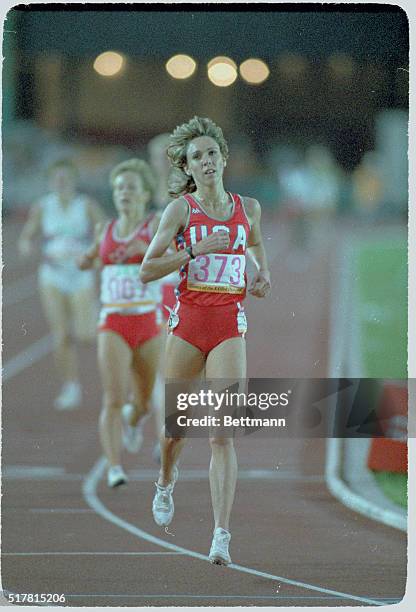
[176,192,250,304]
[188,224,247,250]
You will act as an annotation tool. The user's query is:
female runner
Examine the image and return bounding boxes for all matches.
[140,117,271,564]
[78,158,162,487]
[18,158,105,410]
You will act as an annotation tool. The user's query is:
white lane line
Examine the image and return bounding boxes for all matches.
[3,273,37,306]
[2,466,82,482]
[3,473,83,482]
[83,456,384,607]
[3,334,54,382]
[4,466,66,478]
[128,468,324,482]
[3,552,184,556]
[327,239,353,378]
[3,466,323,482]
[30,509,95,514]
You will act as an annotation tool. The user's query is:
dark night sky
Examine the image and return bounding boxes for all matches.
[11,4,409,65]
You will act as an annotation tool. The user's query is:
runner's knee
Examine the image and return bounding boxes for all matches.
[209,437,234,449]
[103,394,124,413]
[164,435,184,446]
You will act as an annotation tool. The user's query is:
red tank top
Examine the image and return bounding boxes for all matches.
[99,216,154,265]
[175,193,250,306]
[98,216,157,316]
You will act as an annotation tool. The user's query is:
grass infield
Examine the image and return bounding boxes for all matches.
[354,235,407,507]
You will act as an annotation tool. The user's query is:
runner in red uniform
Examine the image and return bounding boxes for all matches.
[140,117,271,565]
[78,158,162,488]
[169,191,250,353]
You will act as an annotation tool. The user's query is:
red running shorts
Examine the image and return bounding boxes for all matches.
[99,311,160,350]
[167,301,247,356]
[160,283,177,322]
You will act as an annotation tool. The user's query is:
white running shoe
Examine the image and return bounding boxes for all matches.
[152,482,175,526]
[54,382,82,411]
[209,528,232,565]
[107,465,128,488]
[152,464,178,527]
[121,403,145,453]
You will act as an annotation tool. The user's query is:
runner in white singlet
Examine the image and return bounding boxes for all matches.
[18,158,105,410]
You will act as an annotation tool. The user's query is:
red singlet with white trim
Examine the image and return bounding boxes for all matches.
[98,216,157,319]
[99,216,153,266]
[175,193,250,307]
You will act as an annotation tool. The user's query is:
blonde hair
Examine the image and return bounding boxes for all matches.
[109,158,156,198]
[167,116,229,197]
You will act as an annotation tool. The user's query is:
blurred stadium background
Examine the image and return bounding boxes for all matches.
[1,4,409,603]
[3,7,409,218]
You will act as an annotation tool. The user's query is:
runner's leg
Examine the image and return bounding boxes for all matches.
[205,337,246,531]
[70,285,98,343]
[157,333,205,486]
[39,283,78,384]
[97,331,132,467]
[130,333,162,425]
[151,331,167,454]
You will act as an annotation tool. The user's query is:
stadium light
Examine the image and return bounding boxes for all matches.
[93,51,125,77]
[207,56,237,87]
[239,58,270,85]
[166,54,197,79]
[327,53,355,78]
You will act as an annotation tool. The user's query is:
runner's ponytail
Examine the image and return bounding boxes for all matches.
[168,166,196,197]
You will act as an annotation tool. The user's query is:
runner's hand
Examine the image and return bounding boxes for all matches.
[193,231,230,256]
[77,253,95,270]
[123,239,149,260]
[249,270,271,298]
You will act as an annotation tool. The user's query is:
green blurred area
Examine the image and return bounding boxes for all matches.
[355,238,407,379]
[372,471,408,508]
[353,235,407,508]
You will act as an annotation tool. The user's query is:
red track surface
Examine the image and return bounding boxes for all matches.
[1,215,407,607]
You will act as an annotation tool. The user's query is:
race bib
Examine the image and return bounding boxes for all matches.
[187,254,245,294]
[101,264,155,310]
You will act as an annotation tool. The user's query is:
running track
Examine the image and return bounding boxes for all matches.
[1,214,407,606]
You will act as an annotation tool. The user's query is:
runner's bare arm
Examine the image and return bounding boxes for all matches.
[77,221,107,270]
[149,210,162,236]
[244,197,271,298]
[139,199,191,282]
[18,203,42,257]
[140,198,231,283]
